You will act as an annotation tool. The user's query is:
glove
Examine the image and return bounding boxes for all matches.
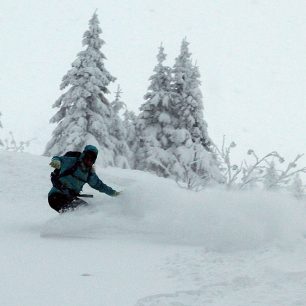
[49,159,61,169]
[113,191,121,196]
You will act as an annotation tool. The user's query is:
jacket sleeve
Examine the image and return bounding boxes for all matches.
[87,171,116,196]
[51,156,78,173]
[51,155,71,165]
[51,155,62,162]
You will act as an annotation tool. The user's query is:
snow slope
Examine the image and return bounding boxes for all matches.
[1,151,306,306]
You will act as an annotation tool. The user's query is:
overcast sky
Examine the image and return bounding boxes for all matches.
[0,0,305,164]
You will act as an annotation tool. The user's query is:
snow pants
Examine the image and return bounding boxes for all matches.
[48,192,88,213]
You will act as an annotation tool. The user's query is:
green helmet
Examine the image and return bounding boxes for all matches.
[83,145,98,163]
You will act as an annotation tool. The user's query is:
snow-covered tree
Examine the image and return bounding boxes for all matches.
[123,109,137,166]
[44,12,118,166]
[172,39,210,147]
[171,39,223,184]
[137,44,174,132]
[111,85,126,114]
[135,44,178,177]
[110,85,131,168]
[134,41,223,186]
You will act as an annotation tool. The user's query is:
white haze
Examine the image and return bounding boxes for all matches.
[0,0,306,165]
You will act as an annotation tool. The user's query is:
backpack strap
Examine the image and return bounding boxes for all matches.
[51,158,93,191]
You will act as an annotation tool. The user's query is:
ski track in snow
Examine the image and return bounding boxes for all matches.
[136,248,306,306]
[1,151,306,306]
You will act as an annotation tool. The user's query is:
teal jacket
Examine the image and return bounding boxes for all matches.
[48,153,116,197]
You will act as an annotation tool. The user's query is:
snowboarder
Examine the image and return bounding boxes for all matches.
[48,145,120,213]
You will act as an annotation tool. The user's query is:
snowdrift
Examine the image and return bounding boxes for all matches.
[2,151,306,306]
[41,160,306,252]
[1,151,305,252]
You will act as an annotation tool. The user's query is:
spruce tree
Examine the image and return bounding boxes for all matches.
[44,12,117,166]
[111,85,126,114]
[135,44,178,177]
[171,39,223,184]
[110,85,131,168]
[172,39,209,147]
[123,109,137,167]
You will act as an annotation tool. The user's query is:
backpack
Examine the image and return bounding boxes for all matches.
[50,151,84,192]
[63,151,82,158]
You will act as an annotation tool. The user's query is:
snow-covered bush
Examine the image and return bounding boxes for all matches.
[214,136,306,195]
[2,131,33,152]
[290,174,305,199]
[0,113,34,152]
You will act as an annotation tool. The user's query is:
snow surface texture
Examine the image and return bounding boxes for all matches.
[1,151,306,305]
